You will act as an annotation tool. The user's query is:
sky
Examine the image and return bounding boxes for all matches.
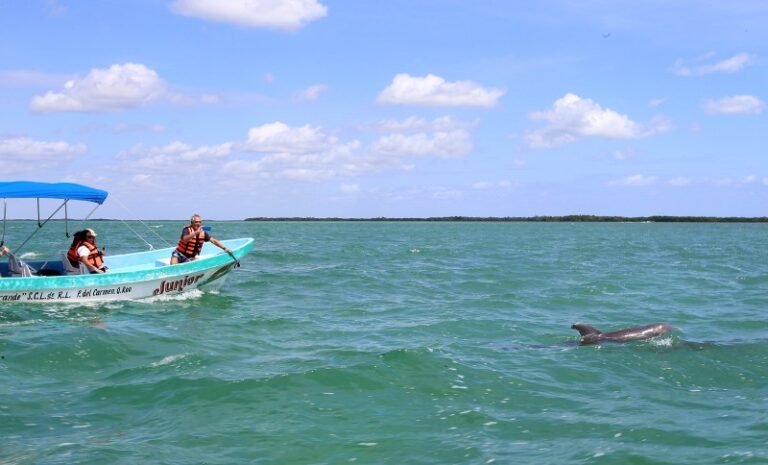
[0,0,766,219]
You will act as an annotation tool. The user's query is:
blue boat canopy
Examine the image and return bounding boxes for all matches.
[0,181,108,204]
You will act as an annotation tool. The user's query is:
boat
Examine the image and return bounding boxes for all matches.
[0,181,254,303]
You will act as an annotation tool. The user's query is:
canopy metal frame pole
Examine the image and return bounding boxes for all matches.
[15,199,68,253]
[1,199,6,247]
[13,199,101,255]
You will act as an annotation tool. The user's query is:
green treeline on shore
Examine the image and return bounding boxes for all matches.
[244,215,768,223]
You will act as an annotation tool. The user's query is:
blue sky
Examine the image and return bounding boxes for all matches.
[1,0,766,219]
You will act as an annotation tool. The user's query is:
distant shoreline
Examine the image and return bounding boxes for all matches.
[6,216,767,223]
[244,215,768,223]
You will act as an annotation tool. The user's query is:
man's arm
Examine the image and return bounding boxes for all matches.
[209,237,232,254]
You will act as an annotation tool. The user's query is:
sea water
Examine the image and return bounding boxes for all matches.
[1,221,767,464]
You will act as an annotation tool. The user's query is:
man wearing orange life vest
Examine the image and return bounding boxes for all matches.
[170,214,232,264]
[67,228,108,274]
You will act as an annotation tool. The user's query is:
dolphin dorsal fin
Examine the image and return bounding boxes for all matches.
[571,323,601,337]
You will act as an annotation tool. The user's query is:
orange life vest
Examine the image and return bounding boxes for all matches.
[176,227,206,258]
[67,241,104,268]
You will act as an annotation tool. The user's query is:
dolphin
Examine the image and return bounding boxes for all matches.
[571,322,674,345]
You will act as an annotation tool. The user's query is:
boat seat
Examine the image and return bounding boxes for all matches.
[62,253,88,275]
[8,253,36,277]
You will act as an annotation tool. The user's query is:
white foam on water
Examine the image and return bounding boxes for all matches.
[144,288,204,303]
[151,353,188,367]
[650,336,675,347]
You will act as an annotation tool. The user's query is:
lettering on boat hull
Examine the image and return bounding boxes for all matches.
[0,286,133,302]
[153,273,204,296]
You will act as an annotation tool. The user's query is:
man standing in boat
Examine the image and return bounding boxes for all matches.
[67,228,108,274]
[170,214,233,264]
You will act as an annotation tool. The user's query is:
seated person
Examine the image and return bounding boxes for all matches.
[67,228,108,274]
[1,244,36,277]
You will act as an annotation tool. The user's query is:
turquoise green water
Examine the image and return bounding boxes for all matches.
[2,222,767,464]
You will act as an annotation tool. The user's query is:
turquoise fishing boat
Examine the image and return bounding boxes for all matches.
[0,181,253,303]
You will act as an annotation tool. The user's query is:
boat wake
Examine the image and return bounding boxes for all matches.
[144,288,205,303]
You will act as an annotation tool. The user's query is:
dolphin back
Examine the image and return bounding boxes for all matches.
[602,323,673,342]
[571,322,674,345]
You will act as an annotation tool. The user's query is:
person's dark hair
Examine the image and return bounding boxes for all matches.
[70,230,88,248]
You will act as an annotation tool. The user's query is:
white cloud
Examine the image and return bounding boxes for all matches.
[0,137,87,172]
[608,174,657,187]
[166,92,219,106]
[613,150,628,160]
[372,131,472,159]
[45,0,67,16]
[112,123,166,135]
[714,175,757,187]
[29,63,166,113]
[119,122,367,184]
[371,116,476,159]
[703,95,764,115]
[340,183,360,193]
[297,84,329,101]
[668,177,692,187]
[672,52,755,76]
[200,94,221,104]
[222,147,362,182]
[377,73,504,107]
[526,93,671,148]
[430,187,464,200]
[171,0,327,31]
[377,115,477,133]
[122,118,478,184]
[667,176,760,188]
[224,122,365,181]
[472,180,512,190]
[119,141,232,174]
[242,122,340,154]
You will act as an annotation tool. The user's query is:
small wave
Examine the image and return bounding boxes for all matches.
[151,353,188,367]
[0,318,43,328]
